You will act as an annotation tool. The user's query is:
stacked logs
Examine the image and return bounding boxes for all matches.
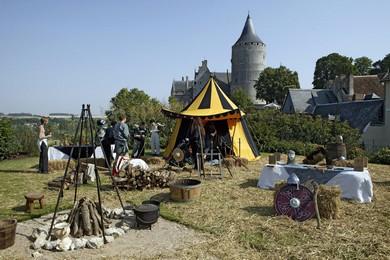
[67,197,110,237]
[114,167,175,191]
[48,173,74,190]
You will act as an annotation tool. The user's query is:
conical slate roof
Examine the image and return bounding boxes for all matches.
[234,14,263,46]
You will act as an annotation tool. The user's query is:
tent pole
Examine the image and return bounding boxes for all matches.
[231,119,237,156]
[197,124,205,177]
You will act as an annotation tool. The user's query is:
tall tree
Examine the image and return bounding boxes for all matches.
[371,53,390,74]
[107,88,163,125]
[312,53,354,89]
[254,66,300,104]
[353,56,373,75]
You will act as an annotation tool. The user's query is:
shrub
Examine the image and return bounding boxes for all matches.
[14,124,40,156]
[246,110,362,156]
[369,147,390,165]
[0,119,20,160]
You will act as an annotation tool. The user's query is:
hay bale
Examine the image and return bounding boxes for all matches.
[222,158,235,168]
[272,182,341,219]
[234,157,248,167]
[317,185,341,219]
[239,157,248,167]
[48,160,76,172]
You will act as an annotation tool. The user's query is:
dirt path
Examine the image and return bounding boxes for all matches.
[0,212,209,260]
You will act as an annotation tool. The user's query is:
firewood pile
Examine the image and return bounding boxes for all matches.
[47,168,87,190]
[114,166,175,191]
[47,173,74,190]
[67,197,111,237]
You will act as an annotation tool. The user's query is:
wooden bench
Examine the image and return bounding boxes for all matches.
[24,193,44,213]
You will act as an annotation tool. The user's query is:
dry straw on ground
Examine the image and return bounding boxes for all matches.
[0,155,389,259]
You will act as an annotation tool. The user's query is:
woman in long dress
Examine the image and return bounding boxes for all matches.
[38,117,52,173]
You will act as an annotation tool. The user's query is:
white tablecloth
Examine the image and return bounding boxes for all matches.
[48,145,115,160]
[257,164,373,203]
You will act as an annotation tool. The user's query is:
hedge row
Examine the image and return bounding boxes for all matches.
[246,110,362,157]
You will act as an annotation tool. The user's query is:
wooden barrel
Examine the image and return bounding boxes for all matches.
[170,179,202,202]
[0,219,17,250]
[326,143,346,165]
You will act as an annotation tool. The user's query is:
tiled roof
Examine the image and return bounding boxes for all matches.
[353,75,384,97]
[313,99,384,132]
[287,89,338,113]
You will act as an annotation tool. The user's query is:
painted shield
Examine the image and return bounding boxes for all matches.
[274,184,315,221]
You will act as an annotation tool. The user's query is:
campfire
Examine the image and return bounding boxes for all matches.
[67,197,111,237]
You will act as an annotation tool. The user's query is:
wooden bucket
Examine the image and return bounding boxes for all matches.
[326,143,347,165]
[0,219,17,250]
[170,179,202,202]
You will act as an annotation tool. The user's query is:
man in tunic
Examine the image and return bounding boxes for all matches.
[113,113,130,164]
[132,122,147,158]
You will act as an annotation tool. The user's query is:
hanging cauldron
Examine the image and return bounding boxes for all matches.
[133,204,159,229]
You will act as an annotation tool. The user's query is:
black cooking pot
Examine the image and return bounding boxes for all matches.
[133,204,159,228]
[142,199,161,207]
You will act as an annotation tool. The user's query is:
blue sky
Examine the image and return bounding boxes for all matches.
[1,0,389,114]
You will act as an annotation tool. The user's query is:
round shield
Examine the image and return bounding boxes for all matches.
[172,148,185,162]
[274,184,315,221]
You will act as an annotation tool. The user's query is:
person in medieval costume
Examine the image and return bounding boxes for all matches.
[132,122,147,158]
[95,119,106,145]
[150,119,164,156]
[37,117,52,173]
[204,123,220,158]
[102,121,116,167]
[190,117,205,167]
[113,113,130,166]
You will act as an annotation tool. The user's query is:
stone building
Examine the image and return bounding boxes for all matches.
[363,72,390,151]
[231,14,266,103]
[281,73,389,152]
[171,14,265,105]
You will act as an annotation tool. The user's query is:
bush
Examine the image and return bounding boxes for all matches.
[0,119,20,160]
[246,110,362,156]
[369,147,390,165]
[14,125,40,156]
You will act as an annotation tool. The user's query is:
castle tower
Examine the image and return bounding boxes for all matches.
[231,14,266,103]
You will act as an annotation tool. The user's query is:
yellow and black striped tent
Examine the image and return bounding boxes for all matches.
[162,77,260,161]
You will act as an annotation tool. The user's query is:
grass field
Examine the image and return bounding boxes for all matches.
[0,156,389,259]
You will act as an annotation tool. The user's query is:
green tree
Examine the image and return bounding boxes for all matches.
[107,88,175,149]
[168,96,184,112]
[353,56,373,75]
[371,53,390,74]
[313,53,354,89]
[230,88,253,112]
[0,119,19,160]
[108,88,162,124]
[254,66,300,104]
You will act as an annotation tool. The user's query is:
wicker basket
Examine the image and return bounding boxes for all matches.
[0,219,17,250]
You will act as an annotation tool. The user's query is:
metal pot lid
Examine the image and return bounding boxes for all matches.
[134,204,159,213]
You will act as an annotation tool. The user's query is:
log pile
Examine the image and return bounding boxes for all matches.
[47,169,86,190]
[114,166,175,191]
[67,197,111,237]
[47,173,74,190]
